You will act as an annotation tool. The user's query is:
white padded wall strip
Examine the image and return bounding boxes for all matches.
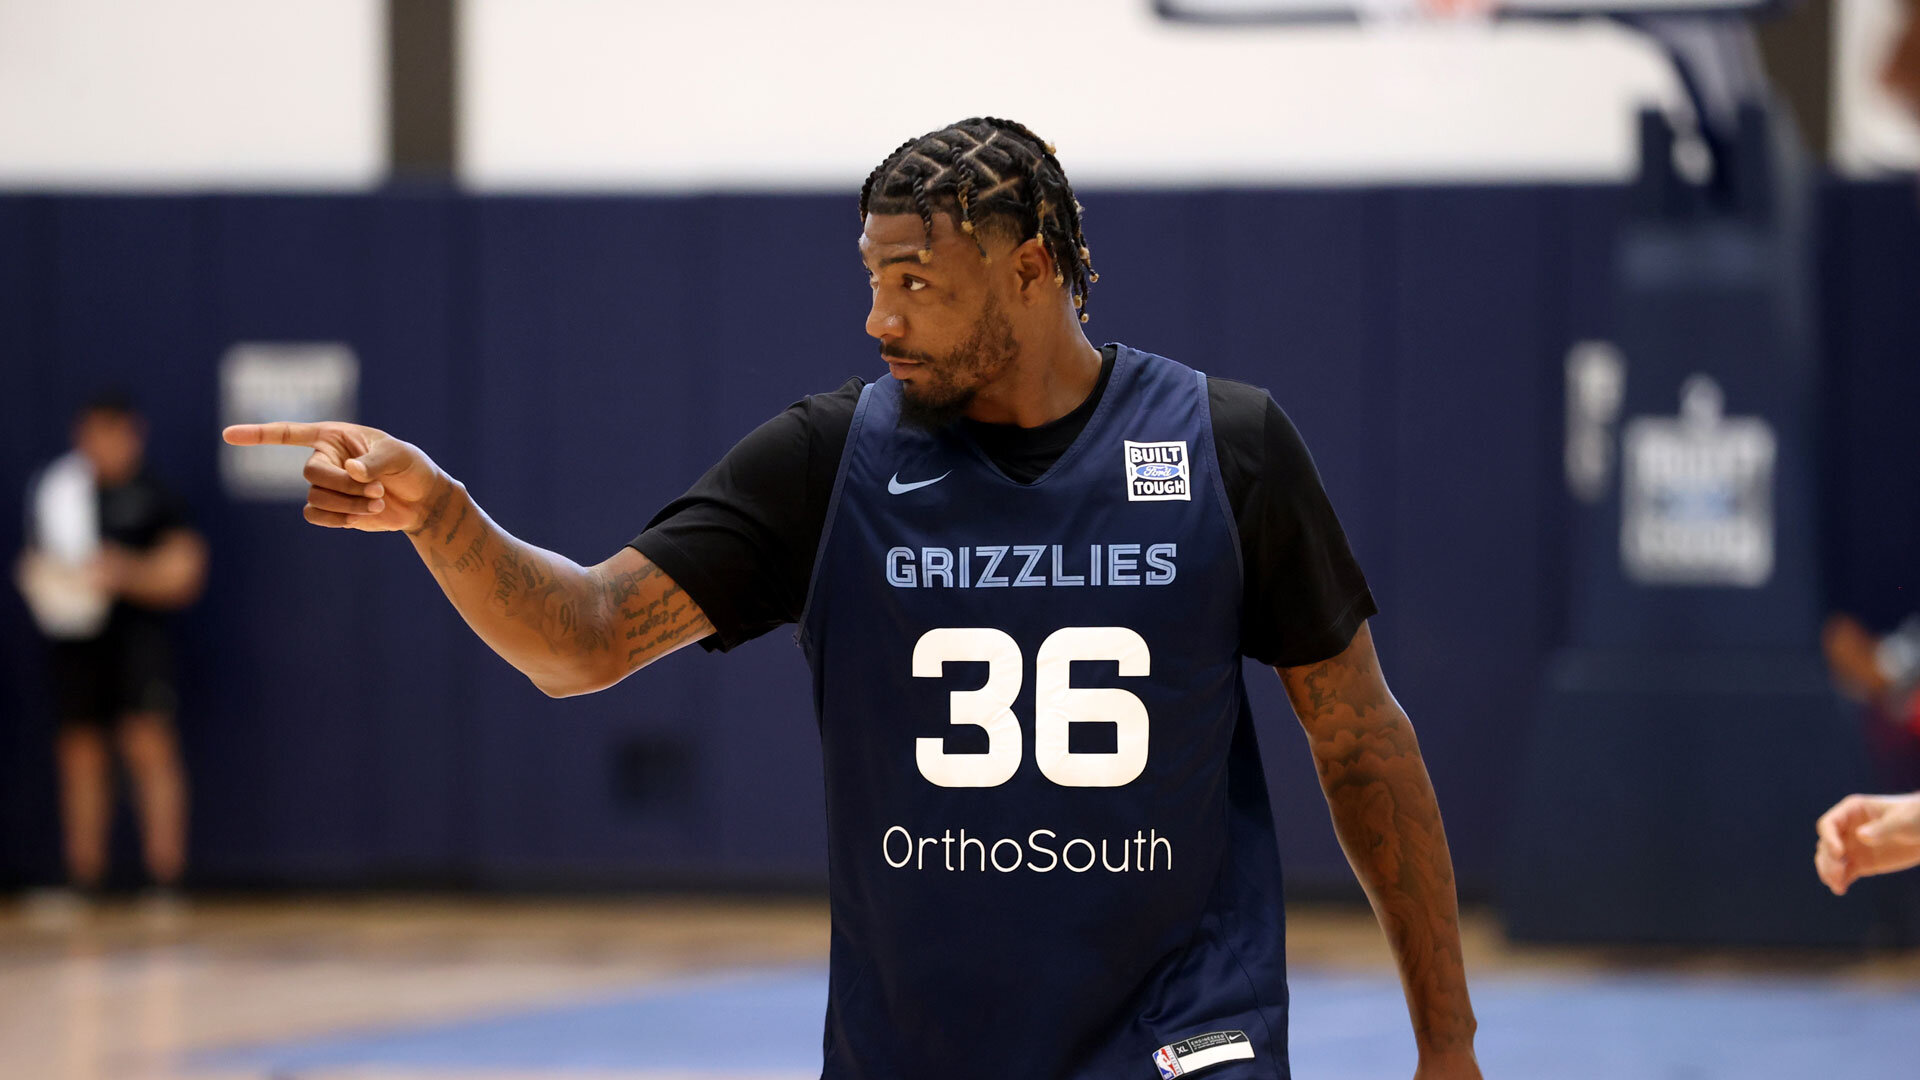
[0,0,383,189]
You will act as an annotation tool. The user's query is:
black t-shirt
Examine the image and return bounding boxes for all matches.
[630,345,1376,669]
[96,468,190,553]
[100,468,193,625]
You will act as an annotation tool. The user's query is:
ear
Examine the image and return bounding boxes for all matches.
[1008,237,1055,305]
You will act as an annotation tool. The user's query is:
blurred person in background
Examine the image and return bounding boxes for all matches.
[15,392,206,909]
[1824,613,1920,764]
[1817,618,1920,894]
[1814,0,1920,898]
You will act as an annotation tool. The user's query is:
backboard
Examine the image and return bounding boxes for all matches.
[1157,0,1779,22]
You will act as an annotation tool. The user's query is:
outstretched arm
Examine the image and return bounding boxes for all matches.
[1278,622,1479,1079]
[406,478,712,695]
[224,421,712,696]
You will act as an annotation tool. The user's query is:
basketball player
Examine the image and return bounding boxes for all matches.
[226,119,1479,1079]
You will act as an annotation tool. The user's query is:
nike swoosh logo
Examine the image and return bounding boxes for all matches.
[887,470,951,495]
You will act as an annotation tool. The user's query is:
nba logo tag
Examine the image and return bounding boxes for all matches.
[1124,440,1191,502]
[1153,1046,1183,1077]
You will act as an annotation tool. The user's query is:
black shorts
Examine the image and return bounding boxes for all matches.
[49,614,178,728]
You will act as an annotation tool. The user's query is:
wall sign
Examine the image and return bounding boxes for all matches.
[1620,375,1776,587]
[219,343,359,501]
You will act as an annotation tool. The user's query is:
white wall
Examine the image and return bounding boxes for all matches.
[0,0,383,189]
[0,0,1910,191]
[460,0,1688,190]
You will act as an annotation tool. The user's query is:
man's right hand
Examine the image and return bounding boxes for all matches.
[223,421,444,534]
[221,419,712,695]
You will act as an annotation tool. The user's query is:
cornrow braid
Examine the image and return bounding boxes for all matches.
[909,173,935,264]
[950,153,989,260]
[858,117,1099,322]
[976,116,1101,310]
[858,135,920,223]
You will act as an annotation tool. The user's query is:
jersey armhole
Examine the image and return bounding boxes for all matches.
[795,381,877,656]
[1194,368,1247,597]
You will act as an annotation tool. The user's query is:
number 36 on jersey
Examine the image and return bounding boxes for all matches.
[912,626,1151,789]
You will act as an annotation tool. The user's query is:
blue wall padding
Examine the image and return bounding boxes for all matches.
[0,181,1914,897]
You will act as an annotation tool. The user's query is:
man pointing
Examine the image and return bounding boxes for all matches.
[228,118,1479,1079]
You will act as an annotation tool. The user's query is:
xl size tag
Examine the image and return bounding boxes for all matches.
[1151,1029,1254,1076]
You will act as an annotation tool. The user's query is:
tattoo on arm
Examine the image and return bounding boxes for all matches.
[410,476,457,539]
[478,547,611,656]
[442,500,469,546]
[450,529,487,574]
[1282,634,1476,1055]
[601,560,712,665]
[409,479,711,685]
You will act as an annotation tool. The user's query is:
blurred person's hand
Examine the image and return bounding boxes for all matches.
[222,422,444,533]
[1814,792,1920,895]
[89,545,135,594]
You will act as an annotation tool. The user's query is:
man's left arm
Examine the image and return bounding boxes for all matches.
[1279,621,1480,1078]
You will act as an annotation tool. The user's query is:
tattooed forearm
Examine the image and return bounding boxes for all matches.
[481,548,612,656]
[417,487,488,579]
[1281,626,1476,1058]
[409,475,457,539]
[442,500,469,546]
[450,529,487,575]
[402,479,710,693]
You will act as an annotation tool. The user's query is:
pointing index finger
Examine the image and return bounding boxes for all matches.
[224,421,325,447]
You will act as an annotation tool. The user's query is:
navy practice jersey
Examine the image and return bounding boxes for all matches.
[798,346,1290,1079]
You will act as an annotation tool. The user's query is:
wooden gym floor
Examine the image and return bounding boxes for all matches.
[4,895,1919,1080]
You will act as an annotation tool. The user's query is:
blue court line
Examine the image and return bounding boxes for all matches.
[1290,972,1920,1079]
[189,967,1920,1078]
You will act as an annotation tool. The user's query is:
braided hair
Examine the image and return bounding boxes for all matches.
[858,117,1100,323]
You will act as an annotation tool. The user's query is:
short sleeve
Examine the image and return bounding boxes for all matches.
[1209,378,1376,668]
[628,378,861,652]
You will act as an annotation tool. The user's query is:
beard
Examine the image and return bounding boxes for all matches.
[887,294,1019,431]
